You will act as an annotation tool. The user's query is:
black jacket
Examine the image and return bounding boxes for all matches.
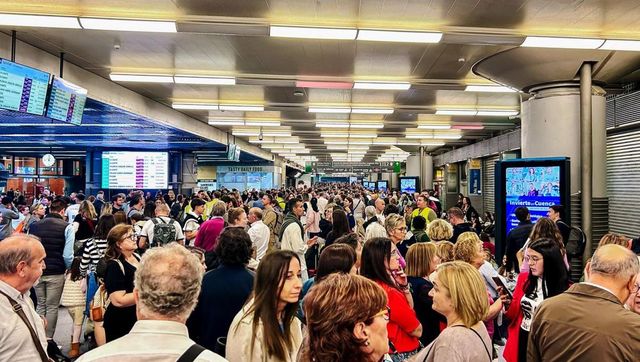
[451,222,474,243]
[505,220,534,271]
[30,213,68,275]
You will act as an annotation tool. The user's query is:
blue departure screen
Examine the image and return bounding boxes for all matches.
[400,178,417,193]
[46,77,87,125]
[0,59,50,115]
[505,166,560,235]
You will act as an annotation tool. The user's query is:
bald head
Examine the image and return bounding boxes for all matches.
[0,235,46,293]
[155,203,170,216]
[375,198,386,213]
[591,244,639,281]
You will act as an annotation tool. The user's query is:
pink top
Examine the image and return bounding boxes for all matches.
[305,210,321,233]
[195,217,225,252]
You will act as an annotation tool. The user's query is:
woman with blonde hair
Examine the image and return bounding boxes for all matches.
[436,241,455,263]
[406,242,445,345]
[386,213,409,261]
[427,219,453,242]
[302,273,390,362]
[413,261,492,361]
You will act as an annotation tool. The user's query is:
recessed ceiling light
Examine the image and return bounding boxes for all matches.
[417,124,451,130]
[208,120,245,126]
[353,82,411,90]
[351,107,394,114]
[270,25,357,40]
[600,39,640,51]
[80,17,177,32]
[0,13,81,29]
[174,76,236,85]
[435,109,478,116]
[520,36,604,49]
[244,121,281,127]
[316,122,350,128]
[111,73,173,83]
[357,29,443,43]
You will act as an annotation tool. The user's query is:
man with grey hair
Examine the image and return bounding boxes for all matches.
[247,207,269,262]
[0,234,49,361]
[528,244,640,361]
[77,243,226,361]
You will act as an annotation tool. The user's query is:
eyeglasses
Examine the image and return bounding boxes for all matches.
[123,234,136,241]
[371,306,390,321]
[394,226,407,232]
[524,255,543,264]
[634,284,640,295]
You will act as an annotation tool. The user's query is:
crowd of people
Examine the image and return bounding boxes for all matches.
[0,182,639,362]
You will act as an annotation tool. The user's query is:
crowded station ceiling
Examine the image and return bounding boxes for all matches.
[2,0,640,164]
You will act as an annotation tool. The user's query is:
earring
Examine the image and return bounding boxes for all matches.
[365,340,370,346]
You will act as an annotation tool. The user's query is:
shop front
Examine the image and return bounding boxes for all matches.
[0,155,84,199]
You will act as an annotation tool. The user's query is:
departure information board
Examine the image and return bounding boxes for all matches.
[46,77,87,125]
[0,59,50,115]
[101,152,168,189]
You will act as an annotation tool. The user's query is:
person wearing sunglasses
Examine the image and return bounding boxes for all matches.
[302,273,391,362]
[102,224,140,342]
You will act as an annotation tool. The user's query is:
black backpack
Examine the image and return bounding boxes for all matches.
[151,217,178,247]
[559,221,586,257]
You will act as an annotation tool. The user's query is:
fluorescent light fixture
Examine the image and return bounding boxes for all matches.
[406,133,432,139]
[435,109,477,116]
[396,141,422,145]
[436,134,463,140]
[323,140,349,145]
[357,29,442,43]
[172,103,218,110]
[219,105,265,112]
[296,81,353,89]
[600,39,640,51]
[417,124,451,129]
[245,121,281,127]
[520,36,604,49]
[421,141,446,146]
[321,133,349,138]
[347,140,374,145]
[326,145,369,150]
[351,107,394,114]
[349,133,378,138]
[309,106,351,113]
[349,123,384,129]
[270,25,357,40]
[80,17,176,32]
[174,76,236,85]
[452,124,484,130]
[261,132,292,137]
[261,144,306,149]
[476,110,519,116]
[465,85,516,93]
[0,13,81,29]
[232,131,259,136]
[353,81,411,90]
[110,73,173,83]
[249,138,299,144]
[316,122,350,128]
[208,120,245,126]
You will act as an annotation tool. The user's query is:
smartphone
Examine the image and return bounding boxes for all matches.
[492,276,513,299]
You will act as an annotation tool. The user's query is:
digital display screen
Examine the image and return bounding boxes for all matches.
[227,144,240,161]
[505,166,560,235]
[46,77,87,125]
[400,177,418,194]
[101,152,168,189]
[377,180,389,192]
[0,59,50,115]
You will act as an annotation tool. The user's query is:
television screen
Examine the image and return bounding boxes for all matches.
[46,77,87,125]
[0,59,50,116]
[227,144,240,161]
[377,180,389,192]
[400,177,419,194]
[101,151,168,189]
[504,166,561,235]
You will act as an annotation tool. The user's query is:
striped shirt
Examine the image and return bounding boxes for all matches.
[79,238,108,276]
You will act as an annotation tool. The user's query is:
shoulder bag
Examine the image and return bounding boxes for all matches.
[0,290,51,362]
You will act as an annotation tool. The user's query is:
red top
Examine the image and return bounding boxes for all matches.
[503,272,528,362]
[377,281,421,353]
[194,217,225,252]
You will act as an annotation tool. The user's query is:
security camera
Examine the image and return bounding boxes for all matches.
[259,133,263,141]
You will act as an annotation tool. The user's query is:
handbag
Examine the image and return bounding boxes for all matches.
[89,285,109,322]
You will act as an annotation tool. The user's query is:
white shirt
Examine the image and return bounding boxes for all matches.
[0,280,49,362]
[65,203,80,223]
[317,197,328,216]
[140,216,185,246]
[77,320,226,362]
[247,220,270,262]
[520,278,545,331]
[280,222,308,281]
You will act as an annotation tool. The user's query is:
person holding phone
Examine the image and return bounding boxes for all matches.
[500,238,570,362]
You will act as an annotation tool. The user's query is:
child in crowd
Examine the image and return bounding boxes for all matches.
[61,257,87,358]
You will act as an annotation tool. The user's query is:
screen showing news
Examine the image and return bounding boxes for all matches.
[505,166,560,234]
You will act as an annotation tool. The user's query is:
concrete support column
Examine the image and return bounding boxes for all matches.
[521,84,606,196]
[422,154,434,191]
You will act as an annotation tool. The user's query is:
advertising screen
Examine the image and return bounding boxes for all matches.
[101,151,168,189]
[504,166,561,235]
[400,177,419,194]
[46,77,87,125]
[377,180,389,192]
[0,59,50,115]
